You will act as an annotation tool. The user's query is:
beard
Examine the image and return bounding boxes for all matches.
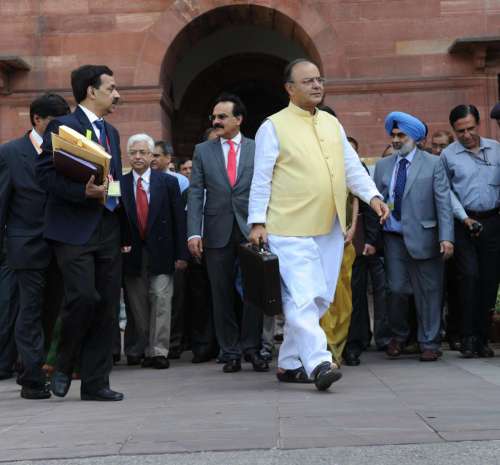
[393,140,415,157]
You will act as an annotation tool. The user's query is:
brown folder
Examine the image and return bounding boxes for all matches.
[238,242,282,316]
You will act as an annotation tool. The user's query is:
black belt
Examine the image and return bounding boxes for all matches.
[465,207,499,220]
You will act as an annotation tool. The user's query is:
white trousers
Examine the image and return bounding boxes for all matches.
[268,218,344,377]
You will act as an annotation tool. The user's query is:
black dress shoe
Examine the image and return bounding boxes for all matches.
[476,343,495,358]
[192,353,212,364]
[343,350,361,366]
[50,371,71,398]
[21,385,51,400]
[276,367,313,384]
[222,359,241,373]
[460,337,476,358]
[247,352,270,372]
[152,356,170,369]
[448,338,462,351]
[312,361,342,391]
[127,355,142,366]
[141,357,153,368]
[81,387,124,401]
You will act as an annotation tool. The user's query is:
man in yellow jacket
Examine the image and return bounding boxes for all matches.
[248,59,389,391]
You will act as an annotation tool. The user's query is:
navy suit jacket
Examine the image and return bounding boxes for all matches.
[0,133,54,269]
[121,170,189,276]
[36,106,125,246]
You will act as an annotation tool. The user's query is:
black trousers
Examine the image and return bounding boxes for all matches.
[15,259,62,387]
[53,210,121,392]
[169,267,188,354]
[444,258,461,341]
[0,245,18,375]
[347,254,390,354]
[186,257,217,358]
[454,215,500,344]
[204,223,262,360]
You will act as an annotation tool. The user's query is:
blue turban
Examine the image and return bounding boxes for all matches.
[384,111,426,142]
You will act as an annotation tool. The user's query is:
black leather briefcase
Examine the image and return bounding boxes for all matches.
[238,242,282,316]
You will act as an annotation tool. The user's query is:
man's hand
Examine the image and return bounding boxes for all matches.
[175,259,188,271]
[440,240,454,260]
[370,197,390,224]
[121,246,132,254]
[464,217,482,237]
[188,237,203,259]
[362,243,376,256]
[249,224,267,247]
[345,225,355,245]
[85,175,106,200]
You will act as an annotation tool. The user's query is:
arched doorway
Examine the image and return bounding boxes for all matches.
[159,4,323,158]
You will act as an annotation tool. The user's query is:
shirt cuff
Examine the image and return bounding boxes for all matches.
[247,212,267,226]
[187,235,202,241]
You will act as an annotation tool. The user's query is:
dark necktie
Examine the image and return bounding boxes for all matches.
[136,177,149,240]
[392,158,408,221]
[94,119,118,211]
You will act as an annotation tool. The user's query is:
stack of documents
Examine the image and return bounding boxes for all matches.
[51,125,111,185]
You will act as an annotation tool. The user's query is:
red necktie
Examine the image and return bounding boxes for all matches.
[136,177,149,239]
[226,140,237,187]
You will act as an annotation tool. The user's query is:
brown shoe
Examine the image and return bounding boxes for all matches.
[420,349,439,362]
[386,339,402,358]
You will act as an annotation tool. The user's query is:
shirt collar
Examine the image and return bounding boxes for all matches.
[133,168,151,184]
[30,128,43,149]
[456,137,493,154]
[220,132,242,147]
[396,147,416,165]
[79,104,101,125]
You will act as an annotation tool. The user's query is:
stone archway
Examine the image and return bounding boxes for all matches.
[134,1,340,154]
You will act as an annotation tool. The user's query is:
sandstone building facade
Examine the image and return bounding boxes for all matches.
[0,0,499,161]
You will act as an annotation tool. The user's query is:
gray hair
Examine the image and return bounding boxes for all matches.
[127,133,154,153]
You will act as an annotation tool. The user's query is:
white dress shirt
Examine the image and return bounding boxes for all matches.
[79,104,104,140]
[29,128,43,154]
[132,168,151,203]
[220,132,242,172]
[248,119,381,226]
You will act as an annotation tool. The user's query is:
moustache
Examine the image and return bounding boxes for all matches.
[212,123,224,129]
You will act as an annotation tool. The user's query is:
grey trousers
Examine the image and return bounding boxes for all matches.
[124,249,174,358]
[384,233,444,351]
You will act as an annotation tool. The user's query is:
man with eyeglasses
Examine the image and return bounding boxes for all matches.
[121,134,188,370]
[441,104,500,358]
[248,59,389,391]
[187,92,268,374]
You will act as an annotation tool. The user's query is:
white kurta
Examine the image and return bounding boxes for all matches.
[248,119,381,377]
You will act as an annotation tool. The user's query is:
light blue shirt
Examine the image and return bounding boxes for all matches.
[383,148,416,234]
[165,170,190,193]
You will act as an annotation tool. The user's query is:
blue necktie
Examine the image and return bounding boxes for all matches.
[94,119,118,212]
[392,158,408,221]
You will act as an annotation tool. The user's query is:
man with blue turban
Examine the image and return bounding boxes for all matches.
[365,111,454,362]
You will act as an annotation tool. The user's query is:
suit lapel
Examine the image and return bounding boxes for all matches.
[74,107,99,144]
[403,150,423,198]
[146,171,161,235]
[122,173,138,228]
[235,137,248,186]
[212,139,231,187]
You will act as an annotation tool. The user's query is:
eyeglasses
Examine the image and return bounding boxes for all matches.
[288,77,326,86]
[128,149,150,156]
[209,113,230,122]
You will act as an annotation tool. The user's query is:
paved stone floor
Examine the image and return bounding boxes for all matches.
[2,349,500,464]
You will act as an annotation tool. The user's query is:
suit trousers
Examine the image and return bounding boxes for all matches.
[169,267,188,354]
[205,222,262,360]
[124,247,174,358]
[384,233,443,351]
[347,254,390,354]
[453,216,500,344]
[186,257,217,358]
[53,210,121,392]
[0,246,18,375]
[444,257,461,341]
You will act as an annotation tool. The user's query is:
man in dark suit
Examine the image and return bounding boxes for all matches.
[187,93,267,373]
[36,65,128,401]
[121,133,189,369]
[0,94,70,398]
